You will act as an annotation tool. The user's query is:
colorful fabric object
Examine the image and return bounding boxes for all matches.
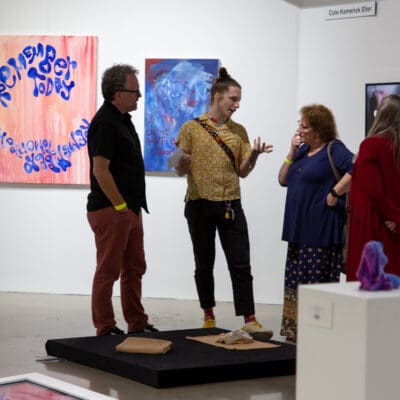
[357,241,400,290]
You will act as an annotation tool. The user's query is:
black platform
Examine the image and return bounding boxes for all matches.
[45,328,295,388]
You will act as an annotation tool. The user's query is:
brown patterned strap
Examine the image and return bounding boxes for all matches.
[194,118,237,173]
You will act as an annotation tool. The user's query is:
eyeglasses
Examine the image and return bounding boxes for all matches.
[119,88,140,94]
[297,120,311,130]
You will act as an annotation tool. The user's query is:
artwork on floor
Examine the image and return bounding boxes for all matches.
[0,373,116,400]
[0,35,97,184]
[365,81,400,135]
[144,58,219,173]
[46,328,295,388]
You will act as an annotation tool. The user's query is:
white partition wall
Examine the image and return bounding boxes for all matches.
[0,0,298,302]
[2,0,400,302]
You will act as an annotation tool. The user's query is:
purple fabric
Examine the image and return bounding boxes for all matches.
[356,241,400,290]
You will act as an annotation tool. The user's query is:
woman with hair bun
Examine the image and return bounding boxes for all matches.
[175,67,274,337]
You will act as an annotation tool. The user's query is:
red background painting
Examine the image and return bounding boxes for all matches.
[0,35,97,184]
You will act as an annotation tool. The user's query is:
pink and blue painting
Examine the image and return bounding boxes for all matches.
[144,58,219,172]
[0,35,97,184]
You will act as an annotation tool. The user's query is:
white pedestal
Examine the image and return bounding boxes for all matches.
[296,282,400,400]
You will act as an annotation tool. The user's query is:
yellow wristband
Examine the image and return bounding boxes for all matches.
[114,202,127,211]
[284,157,294,166]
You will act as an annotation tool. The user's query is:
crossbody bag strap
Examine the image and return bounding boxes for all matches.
[194,118,237,173]
[327,141,349,276]
[327,140,341,182]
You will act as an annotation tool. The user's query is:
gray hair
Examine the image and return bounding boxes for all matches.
[101,64,139,101]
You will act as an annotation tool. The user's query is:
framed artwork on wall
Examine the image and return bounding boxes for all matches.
[365,82,400,135]
[144,58,219,174]
[0,35,97,185]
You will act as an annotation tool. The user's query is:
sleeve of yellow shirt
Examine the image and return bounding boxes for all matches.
[236,124,251,165]
[176,121,192,154]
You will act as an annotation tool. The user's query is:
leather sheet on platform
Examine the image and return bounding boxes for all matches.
[116,337,172,354]
[186,334,280,350]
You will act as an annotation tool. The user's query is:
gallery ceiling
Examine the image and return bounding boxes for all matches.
[284,0,379,8]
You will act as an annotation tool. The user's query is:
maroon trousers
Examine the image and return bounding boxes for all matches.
[87,207,148,335]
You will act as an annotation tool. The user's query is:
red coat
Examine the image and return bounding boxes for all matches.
[346,134,400,281]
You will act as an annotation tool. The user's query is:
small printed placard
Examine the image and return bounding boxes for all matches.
[304,299,333,329]
[326,1,376,20]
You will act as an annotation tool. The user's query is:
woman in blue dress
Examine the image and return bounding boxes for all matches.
[278,104,353,342]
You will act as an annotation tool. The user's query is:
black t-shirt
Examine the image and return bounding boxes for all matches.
[86,100,148,213]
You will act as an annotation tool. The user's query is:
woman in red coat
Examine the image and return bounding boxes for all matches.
[347,95,400,281]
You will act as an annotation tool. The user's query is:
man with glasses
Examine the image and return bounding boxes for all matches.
[87,64,157,336]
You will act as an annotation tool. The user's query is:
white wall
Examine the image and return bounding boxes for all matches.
[298,0,399,153]
[0,0,299,304]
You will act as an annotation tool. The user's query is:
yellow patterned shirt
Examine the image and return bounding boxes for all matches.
[176,113,251,201]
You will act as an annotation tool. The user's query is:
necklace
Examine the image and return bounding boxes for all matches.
[208,114,226,126]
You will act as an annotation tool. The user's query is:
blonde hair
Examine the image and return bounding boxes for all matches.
[368,94,400,169]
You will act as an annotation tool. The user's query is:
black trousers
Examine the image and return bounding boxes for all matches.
[184,199,255,316]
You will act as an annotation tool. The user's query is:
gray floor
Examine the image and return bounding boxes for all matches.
[0,292,295,399]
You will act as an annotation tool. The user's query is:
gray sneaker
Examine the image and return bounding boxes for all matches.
[241,321,273,339]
